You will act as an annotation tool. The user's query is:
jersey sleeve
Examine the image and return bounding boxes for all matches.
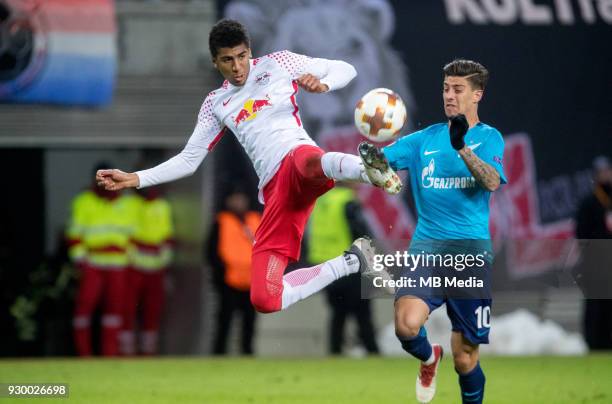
[268,50,356,91]
[136,93,226,188]
[477,129,507,185]
[382,130,426,171]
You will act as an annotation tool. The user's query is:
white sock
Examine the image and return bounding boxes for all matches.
[281,253,360,310]
[424,350,436,365]
[321,152,371,184]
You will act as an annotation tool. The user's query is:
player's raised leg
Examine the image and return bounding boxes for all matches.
[320,152,370,183]
[287,143,369,188]
[321,150,402,194]
[395,296,444,403]
[452,331,485,404]
[289,139,402,195]
[281,237,376,309]
[249,238,375,313]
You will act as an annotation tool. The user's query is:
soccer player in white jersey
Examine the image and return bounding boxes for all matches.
[97,19,400,314]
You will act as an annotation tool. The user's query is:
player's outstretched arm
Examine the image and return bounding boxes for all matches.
[96,169,139,191]
[449,114,500,192]
[102,93,224,190]
[96,142,208,191]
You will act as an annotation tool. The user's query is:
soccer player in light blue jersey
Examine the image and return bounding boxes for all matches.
[360,59,506,403]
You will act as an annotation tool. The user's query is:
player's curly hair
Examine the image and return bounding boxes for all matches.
[209,19,250,58]
[443,59,489,90]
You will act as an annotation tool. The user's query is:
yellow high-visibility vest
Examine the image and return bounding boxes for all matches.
[307,187,355,263]
[66,190,140,269]
[130,196,175,272]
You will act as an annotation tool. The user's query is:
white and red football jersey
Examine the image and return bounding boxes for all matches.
[136,50,356,202]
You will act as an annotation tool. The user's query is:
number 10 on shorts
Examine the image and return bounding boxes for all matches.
[475,305,491,329]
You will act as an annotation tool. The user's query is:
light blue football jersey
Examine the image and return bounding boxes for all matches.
[383,122,507,254]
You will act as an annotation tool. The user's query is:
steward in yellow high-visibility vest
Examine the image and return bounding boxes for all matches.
[307,186,355,264]
[306,185,380,355]
[121,187,175,356]
[129,190,174,272]
[66,189,139,270]
[68,163,141,357]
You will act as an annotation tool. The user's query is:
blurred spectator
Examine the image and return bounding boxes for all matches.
[576,157,612,239]
[120,186,174,356]
[207,189,261,355]
[575,156,612,350]
[67,162,140,356]
[307,185,379,355]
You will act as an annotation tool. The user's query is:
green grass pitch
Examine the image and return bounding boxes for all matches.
[1,355,611,403]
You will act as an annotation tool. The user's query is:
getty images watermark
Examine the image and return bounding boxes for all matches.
[362,238,612,299]
[362,244,492,299]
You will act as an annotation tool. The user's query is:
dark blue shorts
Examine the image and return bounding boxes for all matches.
[394,261,492,345]
[422,296,491,345]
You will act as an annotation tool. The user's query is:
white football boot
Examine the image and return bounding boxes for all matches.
[358,142,403,195]
[416,344,444,403]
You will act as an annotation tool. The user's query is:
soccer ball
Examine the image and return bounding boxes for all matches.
[354,88,407,143]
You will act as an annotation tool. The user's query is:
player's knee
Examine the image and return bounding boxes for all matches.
[394,312,423,339]
[250,289,280,314]
[299,154,325,181]
[453,350,478,374]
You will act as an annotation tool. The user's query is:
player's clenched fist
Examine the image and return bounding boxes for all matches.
[297,73,329,93]
[96,169,140,191]
[449,113,469,150]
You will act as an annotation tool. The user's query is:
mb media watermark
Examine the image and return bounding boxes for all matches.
[362,250,492,299]
[372,273,485,289]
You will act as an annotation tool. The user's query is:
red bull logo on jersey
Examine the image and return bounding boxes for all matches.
[233,96,273,126]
